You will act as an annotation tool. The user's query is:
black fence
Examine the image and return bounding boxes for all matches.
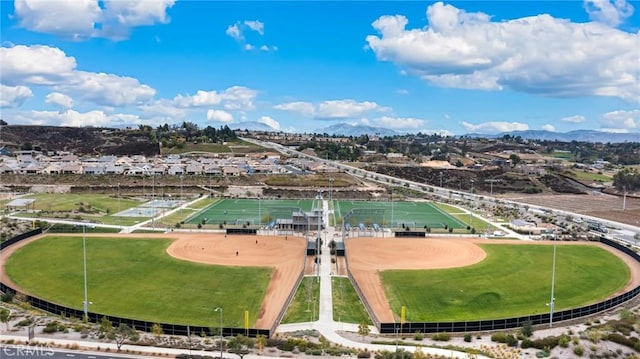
[376,237,640,334]
[0,228,42,249]
[0,229,270,337]
[226,228,257,235]
[395,231,426,238]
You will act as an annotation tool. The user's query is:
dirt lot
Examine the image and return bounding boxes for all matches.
[345,237,640,324]
[503,192,640,226]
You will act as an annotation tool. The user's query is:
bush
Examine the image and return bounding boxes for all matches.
[521,320,534,337]
[357,351,371,358]
[505,334,518,347]
[530,335,560,350]
[558,335,570,348]
[413,331,423,341]
[431,332,450,341]
[463,334,472,343]
[521,339,532,349]
[43,321,64,334]
[1,292,14,303]
[491,332,508,343]
[16,318,33,327]
[573,345,584,356]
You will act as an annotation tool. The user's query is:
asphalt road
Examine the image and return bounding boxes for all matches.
[0,345,145,359]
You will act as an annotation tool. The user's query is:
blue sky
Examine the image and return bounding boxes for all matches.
[0,0,638,135]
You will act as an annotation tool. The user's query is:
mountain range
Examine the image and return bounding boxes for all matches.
[199,121,639,143]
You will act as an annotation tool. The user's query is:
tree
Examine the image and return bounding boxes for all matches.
[509,154,521,166]
[98,316,113,338]
[108,323,139,351]
[613,167,640,209]
[227,334,254,359]
[358,321,370,340]
[0,307,10,331]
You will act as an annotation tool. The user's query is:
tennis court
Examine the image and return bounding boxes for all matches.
[335,200,467,230]
[187,198,316,226]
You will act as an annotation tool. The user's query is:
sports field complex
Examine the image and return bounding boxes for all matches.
[1,196,639,336]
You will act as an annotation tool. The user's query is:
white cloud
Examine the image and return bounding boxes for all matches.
[226,24,243,41]
[542,124,556,132]
[13,0,175,40]
[584,0,634,27]
[374,116,425,130]
[173,86,257,111]
[244,20,264,35]
[366,2,639,101]
[45,92,74,109]
[1,45,156,108]
[0,84,33,107]
[395,89,409,95]
[58,71,156,107]
[206,109,233,123]
[600,109,640,129]
[317,100,388,119]
[561,115,587,123]
[244,44,255,51]
[461,121,529,134]
[258,115,280,130]
[139,99,187,119]
[9,109,140,127]
[273,101,315,116]
[0,45,76,85]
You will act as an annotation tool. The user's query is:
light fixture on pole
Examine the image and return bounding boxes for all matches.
[82,224,93,320]
[214,307,223,359]
[548,237,557,327]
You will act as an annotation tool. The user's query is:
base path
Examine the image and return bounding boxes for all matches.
[346,237,640,323]
[167,233,306,329]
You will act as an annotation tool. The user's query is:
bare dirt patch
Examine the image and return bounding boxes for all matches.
[346,237,640,323]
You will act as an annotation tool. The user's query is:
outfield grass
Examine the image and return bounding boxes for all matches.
[5,236,271,327]
[281,277,320,323]
[332,277,371,325]
[155,197,217,228]
[24,193,141,214]
[566,170,612,183]
[381,244,629,321]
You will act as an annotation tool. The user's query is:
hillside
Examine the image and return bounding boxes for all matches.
[0,125,160,156]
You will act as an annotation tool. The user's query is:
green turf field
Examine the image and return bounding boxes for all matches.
[281,277,320,324]
[332,277,371,324]
[187,198,316,226]
[5,236,271,327]
[335,200,467,229]
[381,244,629,321]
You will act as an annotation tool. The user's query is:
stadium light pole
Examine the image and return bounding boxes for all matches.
[214,307,223,359]
[548,237,557,327]
[82,224,92,320]
[180,174,184,217]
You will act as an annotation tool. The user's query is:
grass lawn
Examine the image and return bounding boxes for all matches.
[332,277,371,325]
[24,193,142,214]
[381,244,629,321]
[187,199,315,226]
[566,170,612,183]
[281,277,320,323]
[5,236,272,327]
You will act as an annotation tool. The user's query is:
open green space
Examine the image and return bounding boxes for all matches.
[335,200,467,230]
[281,277,320,324]
[332,277,371,325]
[566,170,612,183]
[187,198,315,226]
[5,236,272,327]
[381,244,629,321]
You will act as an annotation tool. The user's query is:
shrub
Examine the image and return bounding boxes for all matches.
[505,334,518,347]
[463,334,472,343]
[573,345,584,356]
[16,318,33,327]
[431,332,450,341]
[530,335,560,350]
[558,335,570,348]
[413,331,423,341]
[491,332,508,343]
[357,350,371,358]
[521,320,534,337]
[521,339,532,349]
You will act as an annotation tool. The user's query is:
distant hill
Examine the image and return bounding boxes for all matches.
[465,130,640,143]
[314,123,398,136]
[0,125,160,156]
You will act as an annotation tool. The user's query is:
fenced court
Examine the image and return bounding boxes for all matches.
[336,200,467,230]
[187,199,316,226]
[114,199,182,217]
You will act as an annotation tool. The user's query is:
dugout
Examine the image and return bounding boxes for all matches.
[335,242,345,256]
[226,228,257,235]
[395,231,426,237]
[306,241,317,255]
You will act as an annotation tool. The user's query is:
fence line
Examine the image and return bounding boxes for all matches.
[0,229,270,337]
[270,252,307,335]
[344,238,381,329]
